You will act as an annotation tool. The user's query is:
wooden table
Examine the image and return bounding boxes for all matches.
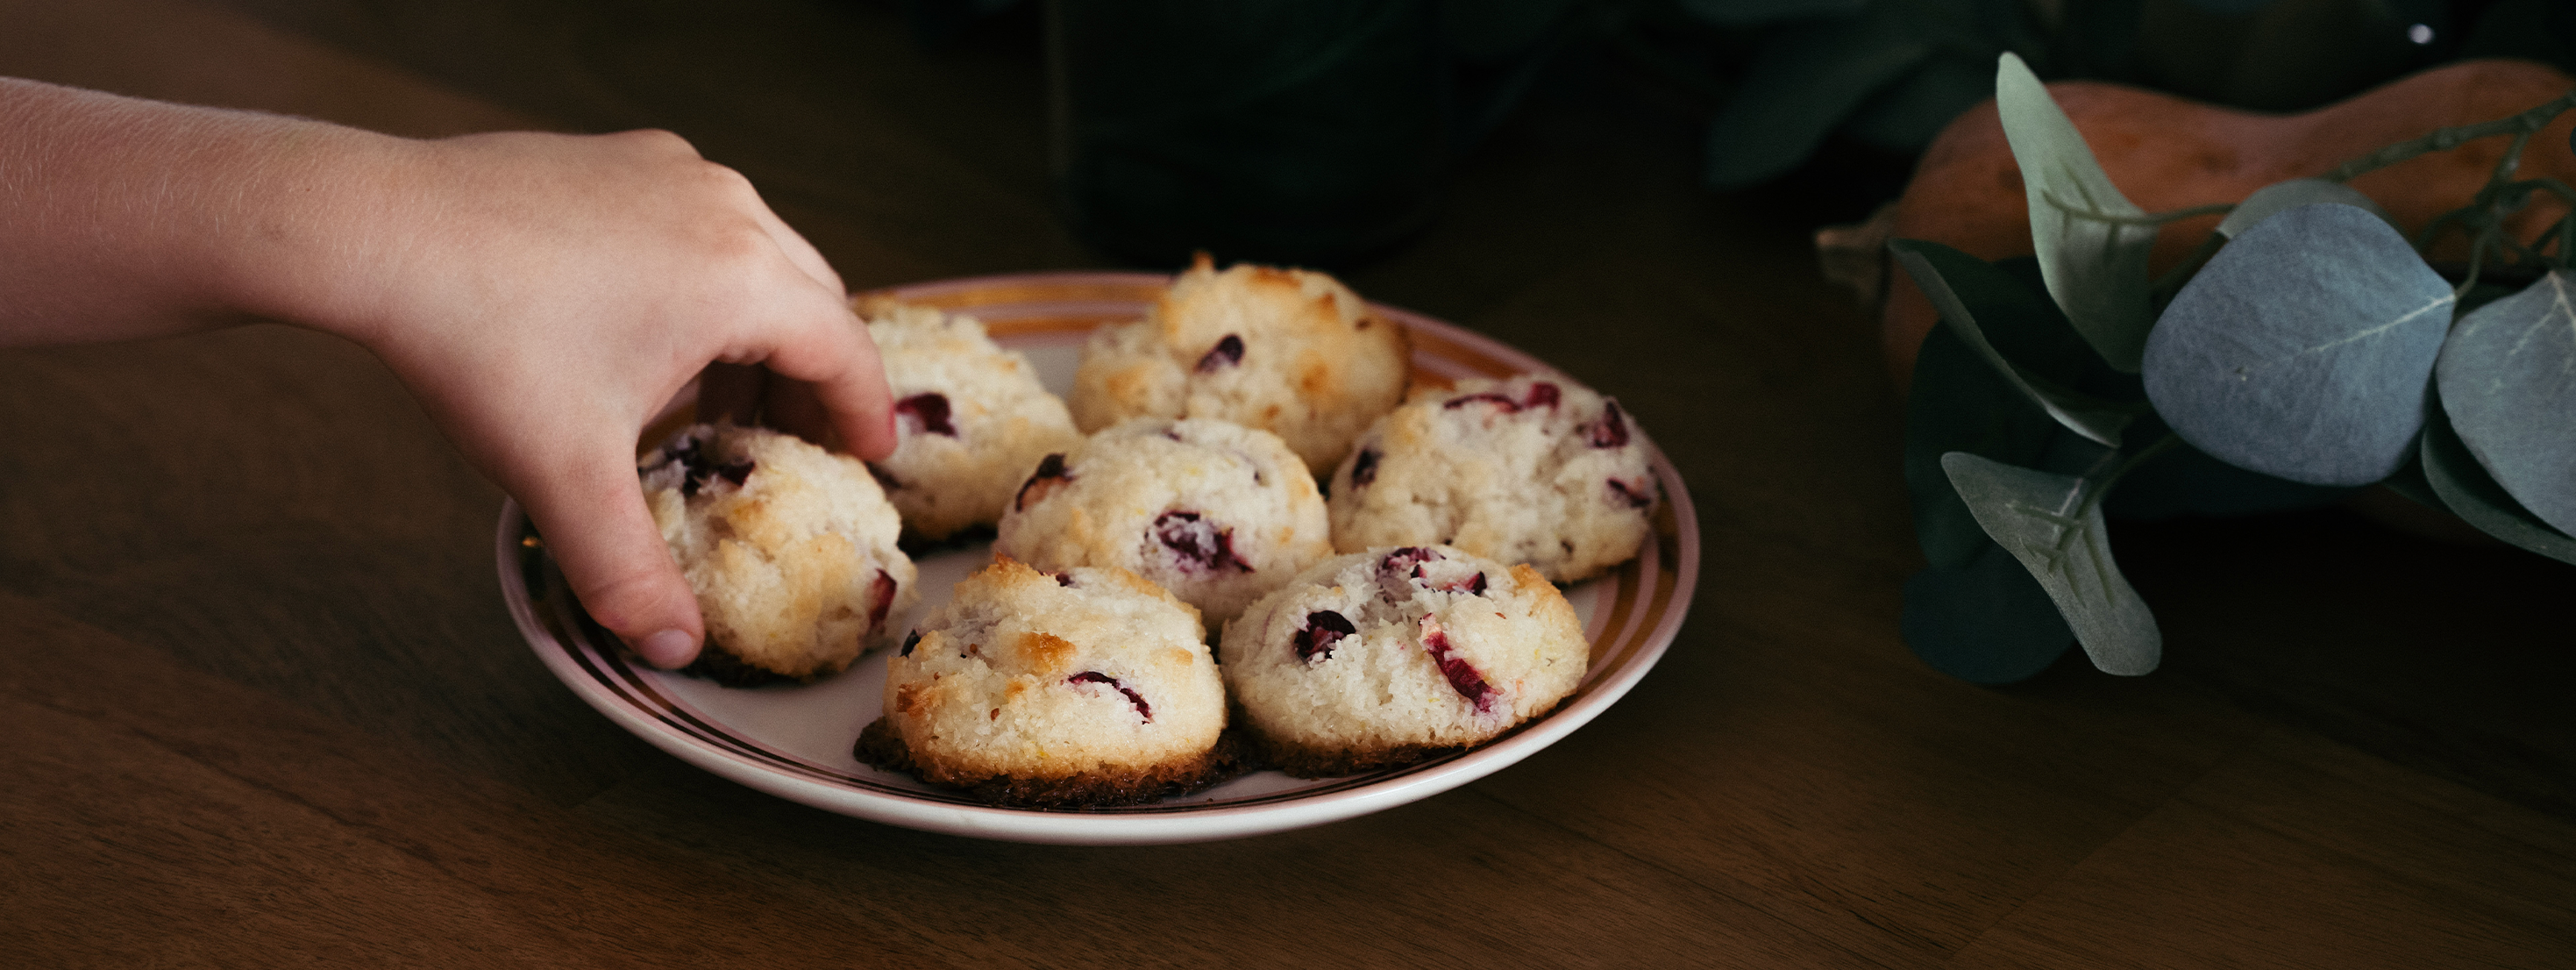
[5,1,2571,966]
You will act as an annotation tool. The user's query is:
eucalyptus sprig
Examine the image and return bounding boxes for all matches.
[1896,53,2576,683]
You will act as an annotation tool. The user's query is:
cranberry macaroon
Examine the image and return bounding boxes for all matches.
[996,416,1332,630]
[857,557,1242,807]
[1220,546,1588,777]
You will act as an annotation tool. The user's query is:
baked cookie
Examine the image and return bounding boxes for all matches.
[640,423,919,685]
[1327,374,1658,584]
[863,303,1085,542]
[1070,253,1410,473]
[1220,546,1588,776]
[994,417,1333,628]
[855,557,1239,807]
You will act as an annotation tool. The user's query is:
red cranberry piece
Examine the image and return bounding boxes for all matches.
[1153,511,1251,573]
[1523,382,1561,410]
[1349,448,1379,487]
[865,569,897,632]
[1067,671,1152,721]
[1584,401,1630,448]
[1607,478,1655,510]
[1378,546,1441,581]
[900,629,921,657]
[1418,616,1496,713]
[1014,453,1071,511]
[1052,571,1078,588]
[1196,333,1245,373]
[1429,571,1487,596]
[894,393,957,438]
[1293,610,1356,662]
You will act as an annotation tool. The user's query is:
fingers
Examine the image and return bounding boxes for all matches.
[751,284,898,460]
[736,188,886,456]
[520,449,704,670]
[799,320,899,460]
[697,281,893,458]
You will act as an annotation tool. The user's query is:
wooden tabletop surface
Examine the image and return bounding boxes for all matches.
[5,1,2572,966]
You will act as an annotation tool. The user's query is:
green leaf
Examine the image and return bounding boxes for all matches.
[1995,52,2156,373]
[2142,203,2453,486]
[1941,452,2161,675]
[1704,9,1932,189]
[2215,178,2393,239]
[2432,269,2576,538]
[1905,325,2088,568]
[2420,384,2576,566]
[1892,239,2144,447]
[1901,541,2075,685]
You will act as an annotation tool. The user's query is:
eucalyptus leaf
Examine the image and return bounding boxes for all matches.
[2142,203,2453,486]
[1705,8,1931,189]
[1892,239,2142,446]
[1906,324,2113,567]
[1995,52,2156,373]
[2432,269,2576,537]
[2419,389,2576,566]
[1901,541,2075,684]
[1908,326,2040,567]
[1940,452,2161,675]
[1988,256,2150,402]
[2215,178,2394,239]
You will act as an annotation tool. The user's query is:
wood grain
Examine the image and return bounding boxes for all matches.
[2,0,2571,966]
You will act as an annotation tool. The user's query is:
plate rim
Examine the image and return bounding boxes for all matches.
[499,273,1700,845]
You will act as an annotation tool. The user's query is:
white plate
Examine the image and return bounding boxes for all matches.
[500,272,1699,845]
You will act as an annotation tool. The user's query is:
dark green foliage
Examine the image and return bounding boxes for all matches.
[1901,542,2073,684]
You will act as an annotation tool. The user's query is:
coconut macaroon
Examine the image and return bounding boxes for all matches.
[855,557,1237,807]
[640,423,920,685]
[1327,374,1658,584]
[1069,253,1410,474]
[863,303,1085,542]
[995,417,1334,629]
[1220,546,1588,777]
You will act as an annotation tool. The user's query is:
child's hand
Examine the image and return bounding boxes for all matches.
[340,130,896,670]
[0,82,874,668]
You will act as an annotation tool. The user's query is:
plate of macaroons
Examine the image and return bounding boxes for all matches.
[500,260,1699,845]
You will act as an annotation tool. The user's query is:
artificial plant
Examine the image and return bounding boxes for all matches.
[1898,53,2576,683]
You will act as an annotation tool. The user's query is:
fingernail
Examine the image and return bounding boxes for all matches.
[637,629,697,669]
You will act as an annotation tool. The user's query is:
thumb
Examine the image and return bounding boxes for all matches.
[522,450,704,669]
